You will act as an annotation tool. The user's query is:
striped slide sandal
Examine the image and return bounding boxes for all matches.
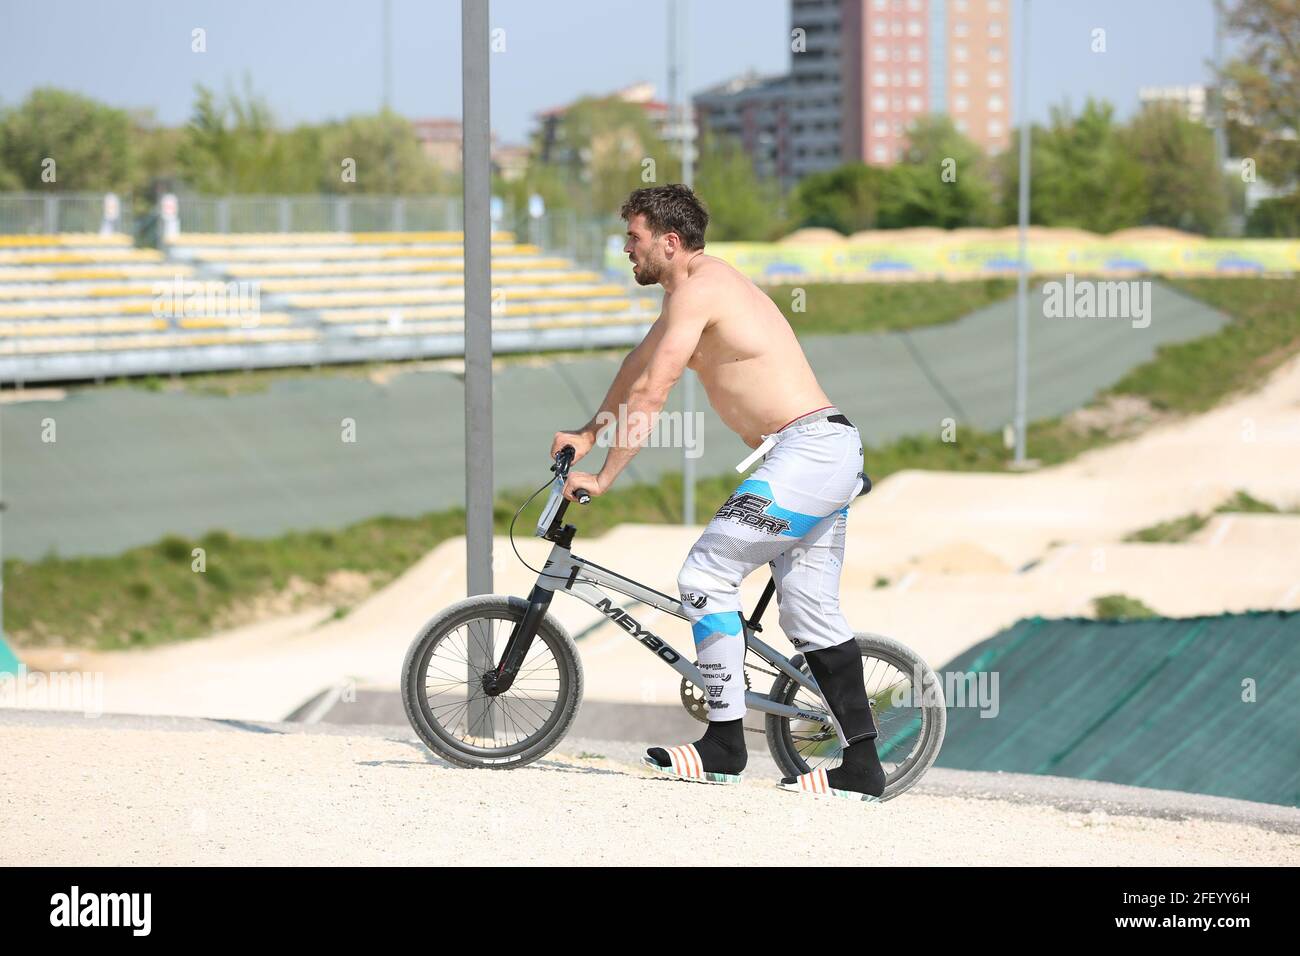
[778,767,882,803]
[642,744,743,785]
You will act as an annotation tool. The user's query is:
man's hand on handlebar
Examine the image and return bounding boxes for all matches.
[551,429,595,464]
[562,470,604,503]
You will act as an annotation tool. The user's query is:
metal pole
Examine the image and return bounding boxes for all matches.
[383,0,396,190]
[670,0,697,524]
[1013,0,1031,465]
[680,4,693,187]
[1212,0,1227,173]
[462,0,495,737]
[383,0,393,112]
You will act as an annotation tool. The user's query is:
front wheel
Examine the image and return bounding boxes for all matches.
[764,633,946,801]
[401,594,583,769]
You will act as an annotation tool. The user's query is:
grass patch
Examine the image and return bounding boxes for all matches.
[1123,489,1296,543]
[1124,513,1211,543]
[1216,490,1284,514]
[1092,594,1158,621]
[1121,278,1300,413]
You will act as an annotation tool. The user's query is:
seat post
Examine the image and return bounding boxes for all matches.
[746,575,777,632]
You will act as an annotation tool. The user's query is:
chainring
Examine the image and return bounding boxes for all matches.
[680,664,752,724]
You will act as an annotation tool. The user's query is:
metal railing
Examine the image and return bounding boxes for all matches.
[173,195,464,235]
[0,189,626,277]
[508,208,623,274]
[0,192,133,235]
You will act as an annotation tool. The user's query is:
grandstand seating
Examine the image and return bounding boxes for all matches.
[0,231,657,383]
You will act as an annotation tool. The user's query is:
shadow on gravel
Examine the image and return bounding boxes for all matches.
[205,719,287,735]
[360,738,639,778]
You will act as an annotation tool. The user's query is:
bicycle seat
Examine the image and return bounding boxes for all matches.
[856,472,873,497]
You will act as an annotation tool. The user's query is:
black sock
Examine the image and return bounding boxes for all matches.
[647,718,747,775]
[825,737,886,796]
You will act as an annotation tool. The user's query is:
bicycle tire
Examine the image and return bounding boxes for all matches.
[764,632,945,801]
[401,594,583,770]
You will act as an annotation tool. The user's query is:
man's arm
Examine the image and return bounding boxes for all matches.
[594,286,709,488]
[551,314,661,463]
[581,320,661,438]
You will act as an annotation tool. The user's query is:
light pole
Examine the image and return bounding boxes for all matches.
[669,0,697,523]
[1013,0,1032,465]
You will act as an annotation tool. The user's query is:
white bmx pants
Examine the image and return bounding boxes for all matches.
[677,406,865,721]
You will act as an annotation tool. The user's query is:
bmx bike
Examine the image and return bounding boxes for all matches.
[401,445,946,800]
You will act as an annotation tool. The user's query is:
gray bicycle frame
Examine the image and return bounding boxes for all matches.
[531,484,846,738]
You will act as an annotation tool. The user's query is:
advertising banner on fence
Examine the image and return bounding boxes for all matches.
[607,236,1300,282]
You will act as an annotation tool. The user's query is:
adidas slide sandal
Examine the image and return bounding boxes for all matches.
[642,743,743,785]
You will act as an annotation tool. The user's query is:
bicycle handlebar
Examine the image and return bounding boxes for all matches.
[552,445,591,505]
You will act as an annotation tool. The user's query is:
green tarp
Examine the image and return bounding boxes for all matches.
[928,611,1299,808]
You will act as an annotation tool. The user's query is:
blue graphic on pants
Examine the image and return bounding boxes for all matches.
[692,611,743,650]
[714,479,837,538]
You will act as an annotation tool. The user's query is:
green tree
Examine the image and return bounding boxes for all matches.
[177,81,299,193]
[0,88,136,191]
[1246,193,1300,235]
[534,96,674,216]
[1001,99,1147,232]
[879,115,995,228]
[692,130,783,241]
[790,163,888,234]
[131,112,185,195]
[1219,0,1300,195]
[318,110,443,195]
[1120,103,1228,234]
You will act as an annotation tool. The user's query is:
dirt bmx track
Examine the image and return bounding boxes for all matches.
[2,710,1296,866]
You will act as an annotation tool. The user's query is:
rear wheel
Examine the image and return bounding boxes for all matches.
[764,633,945,801]
[400,595,583,769]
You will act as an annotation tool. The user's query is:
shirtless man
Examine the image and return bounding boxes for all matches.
[550,184,885,800]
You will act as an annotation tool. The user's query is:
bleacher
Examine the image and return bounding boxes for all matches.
[0,231,658,385]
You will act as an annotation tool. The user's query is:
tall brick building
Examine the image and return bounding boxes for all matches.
[695,0,1012,187]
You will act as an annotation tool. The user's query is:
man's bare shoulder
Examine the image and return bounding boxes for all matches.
[667,256,748,311]
[693,254,750,289]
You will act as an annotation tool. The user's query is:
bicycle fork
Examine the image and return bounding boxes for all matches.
[482,585,552,695]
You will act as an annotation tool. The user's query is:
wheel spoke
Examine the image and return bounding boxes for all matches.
[780,648,936,791]
[414,610,568,756]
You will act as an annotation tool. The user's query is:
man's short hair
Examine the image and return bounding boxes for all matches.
[620,184,708,251]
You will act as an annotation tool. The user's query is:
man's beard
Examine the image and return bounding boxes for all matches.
[632,255,662,286]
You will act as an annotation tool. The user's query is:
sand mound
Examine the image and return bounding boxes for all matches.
[776,225,1116,245]
[1108,227,1206,243]
[778,227,847,245]
[770,225,1217,246]
[847,227,950,244]
[910,541,1012,574]
[984,225,1102,243]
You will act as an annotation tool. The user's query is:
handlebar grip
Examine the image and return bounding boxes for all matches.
[574,489,591,505]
